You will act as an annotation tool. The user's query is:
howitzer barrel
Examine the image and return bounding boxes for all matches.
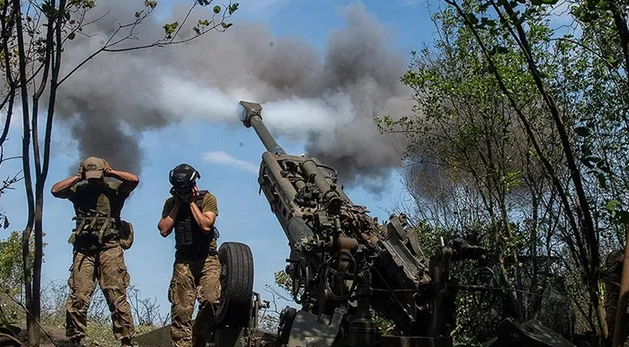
[301,159,333,194]
[262,151,297,201]
[238,101,286,155]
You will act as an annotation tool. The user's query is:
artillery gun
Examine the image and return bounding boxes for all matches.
[134,101,577,347]
[232,101,576,347]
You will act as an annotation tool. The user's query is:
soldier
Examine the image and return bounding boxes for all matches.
[51,157,138,347]
[157,163,221,347]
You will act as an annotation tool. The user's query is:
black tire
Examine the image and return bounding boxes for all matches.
[0,325,20,347]
[215,241,255,328]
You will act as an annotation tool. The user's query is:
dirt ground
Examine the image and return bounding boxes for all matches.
[1,324,96,347]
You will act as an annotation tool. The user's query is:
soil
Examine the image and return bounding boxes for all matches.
[1,325,76,347]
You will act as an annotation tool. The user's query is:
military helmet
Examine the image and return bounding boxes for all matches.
[169,164,200,192]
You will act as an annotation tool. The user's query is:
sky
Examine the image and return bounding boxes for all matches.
[0,0,573,332]
[0,0,438,325]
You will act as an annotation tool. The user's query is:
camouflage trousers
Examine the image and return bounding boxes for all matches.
[65,245,135,342]
[168,254,221,347]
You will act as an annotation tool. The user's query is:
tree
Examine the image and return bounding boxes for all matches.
[0,0,239,345]
[0,230,33,327]
[378,0,629,342]
[377,2,571,336]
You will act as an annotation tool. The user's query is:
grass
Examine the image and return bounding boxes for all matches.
[39,315,159,347]
[2,314,162,347]
[1,288,164,347]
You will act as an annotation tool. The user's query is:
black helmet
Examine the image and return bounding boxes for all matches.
[169,164,200,191]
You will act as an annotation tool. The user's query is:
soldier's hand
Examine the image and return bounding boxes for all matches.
[170,187,181,205]
[103,159,112,176]
[190,186,200,201]
[77,162,85,179]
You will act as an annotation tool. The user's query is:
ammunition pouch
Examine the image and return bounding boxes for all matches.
[68,211,121,250]
[118,220,134,250]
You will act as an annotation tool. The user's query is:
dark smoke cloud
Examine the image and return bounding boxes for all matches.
[54,0,413,192]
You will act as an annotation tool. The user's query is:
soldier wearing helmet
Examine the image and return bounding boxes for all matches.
[157,163,221,347]
[51,157,139,347]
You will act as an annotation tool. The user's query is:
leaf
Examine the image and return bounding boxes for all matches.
[597,173,607,189]
[163,21,179,35]
[229,3,239,14]
[574,126,590,137]
[144,0,158,9]
[617,211,629,224]
[213,5,221,13]
[606,199,621,211]
[68,32,76,40]
[581,155,600,169]
[480,17,497,28]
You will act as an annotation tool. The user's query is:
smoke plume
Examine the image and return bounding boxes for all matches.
[55,0,413,192]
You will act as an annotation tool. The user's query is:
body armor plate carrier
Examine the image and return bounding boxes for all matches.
[174,190,220,259]
[67,181,134,251]
[69,208,121,250]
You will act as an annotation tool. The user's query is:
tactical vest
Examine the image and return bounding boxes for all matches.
[174,190,220,255]
[68,181,124,251]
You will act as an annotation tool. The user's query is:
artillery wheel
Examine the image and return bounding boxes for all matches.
[324,251,358,301]
[215,241,255,328]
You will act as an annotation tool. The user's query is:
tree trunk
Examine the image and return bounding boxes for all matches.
[30,190,44,347]
[592,287,609,345]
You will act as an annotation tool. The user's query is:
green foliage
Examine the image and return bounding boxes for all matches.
[0,231,33,326]
[377,0,608,340]
[274,270,292,295]
[163,21,178,37]
[0,0,241,344]
[228,3,239,15]
[144,0,157,9]
[37,280,163,347]
[0,231,25,289]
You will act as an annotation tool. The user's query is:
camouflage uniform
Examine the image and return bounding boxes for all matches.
[161,192,221,347]
[602,250,629,344]
[62,178,136,343]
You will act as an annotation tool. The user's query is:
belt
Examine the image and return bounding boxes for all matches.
[175,246,217,260]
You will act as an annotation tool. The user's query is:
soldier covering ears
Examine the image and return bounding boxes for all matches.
[157,163,221,347]
[51,157,139,347]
